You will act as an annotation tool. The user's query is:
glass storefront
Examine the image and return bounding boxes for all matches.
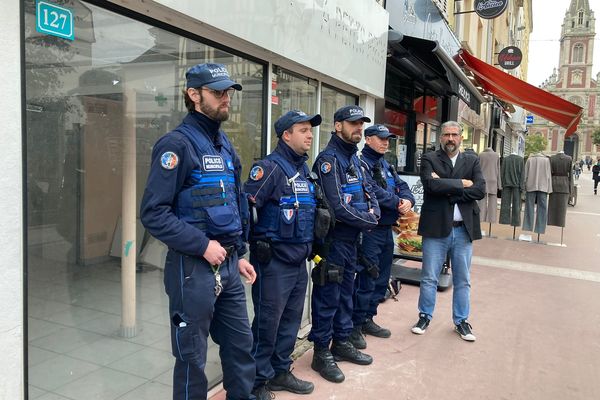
[318,85,358,154]
[270,67,318,153]
[24,1,365,398]
[25,1,265,398]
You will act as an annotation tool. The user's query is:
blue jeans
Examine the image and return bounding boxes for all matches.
[418,225,473,325]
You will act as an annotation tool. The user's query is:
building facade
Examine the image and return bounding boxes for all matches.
[529,0,597,160]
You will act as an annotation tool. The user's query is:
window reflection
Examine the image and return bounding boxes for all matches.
[25,1,264,397]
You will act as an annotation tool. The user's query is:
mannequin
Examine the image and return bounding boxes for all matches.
[478,148,501,224]
[499,153,524,227]
[548,151,572,227]
[522,152,553,235]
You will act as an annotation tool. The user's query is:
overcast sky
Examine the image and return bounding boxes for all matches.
[527,0,600,86]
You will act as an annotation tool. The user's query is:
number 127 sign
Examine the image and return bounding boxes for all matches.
[36,0,74,41]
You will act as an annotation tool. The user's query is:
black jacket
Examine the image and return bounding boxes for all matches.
[417,149,486,241]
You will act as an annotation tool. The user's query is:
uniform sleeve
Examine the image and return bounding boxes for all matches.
[360,168,381,219]
[420,153,464,197]
[140,134,210,257]
[395,175,416,206]
[243,160,277,209]
[362,161,399,212]
[314,155,378,229]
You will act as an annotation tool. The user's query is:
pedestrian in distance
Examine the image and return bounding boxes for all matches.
[140,63,257,400]
[244,110,324,399]
[592,158,600,195]
[350,124,415,350]
[573,162,581,180]
[309,105,380,384]
[410,120,485,342]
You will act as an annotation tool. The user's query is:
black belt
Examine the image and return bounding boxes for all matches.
[222,245,236,259]
[452,221,464,227]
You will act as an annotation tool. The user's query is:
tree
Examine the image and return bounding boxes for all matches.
[592,128,600,147]
[525,134,548,156]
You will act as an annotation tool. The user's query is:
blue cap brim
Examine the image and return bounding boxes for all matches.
[345,116,372,123]
[205,79,243,91]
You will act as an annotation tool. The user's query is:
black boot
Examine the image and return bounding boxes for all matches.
[362,318,391,338]
[349,325,367,349]
[251,384,274,400]
[331,340,373,365]
[311,346,345,383]
[268,370,314,394]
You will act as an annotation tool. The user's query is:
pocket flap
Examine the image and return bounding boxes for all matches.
[206,205,235,227]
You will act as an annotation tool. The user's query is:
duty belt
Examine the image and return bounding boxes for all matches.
[222,245,236,259]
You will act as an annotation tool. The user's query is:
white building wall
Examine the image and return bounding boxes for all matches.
[0,0,24,398]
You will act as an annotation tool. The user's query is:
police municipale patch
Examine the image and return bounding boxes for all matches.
[160,152,179,170]
[250,165,264,181]
[320,162,332,174]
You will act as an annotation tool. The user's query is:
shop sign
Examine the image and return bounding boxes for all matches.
[36,0,74,40]
[474,0,508,19]
[498,46,522,70]
[458,82,472,105]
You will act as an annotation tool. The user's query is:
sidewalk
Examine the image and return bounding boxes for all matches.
[211,169,600,400]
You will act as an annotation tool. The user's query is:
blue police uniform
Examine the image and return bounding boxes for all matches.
[353,144,415,330]
[308,133,380,348]
[244,140,315,390]
[140,111,255,400]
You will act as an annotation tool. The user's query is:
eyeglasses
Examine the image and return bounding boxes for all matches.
[201,88,236,99]
[441,133,461,138]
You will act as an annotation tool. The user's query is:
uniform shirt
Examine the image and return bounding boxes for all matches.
[314,134,379,241]
[140,112,245,257]
[360,145,415,226]
[243,141,313,264]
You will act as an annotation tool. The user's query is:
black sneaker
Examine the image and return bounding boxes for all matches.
[349,326,367,349]
[455,320,476,342]
[268,370,314,394]
[252,384,274,400]
[362,318,391,338]
[411,313,430,335]
[331,340,373,365]
[311,346,345,383]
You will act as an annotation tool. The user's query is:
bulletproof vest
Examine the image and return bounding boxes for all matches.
[381,159,399,195]
[253,152,316,243]
[320,148,369,212]
[174,123,242,240]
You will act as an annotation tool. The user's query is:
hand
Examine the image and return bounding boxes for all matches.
[238,258,256,284]
[203,240,227,265]
[398,199,412,214]
[431,172,440,179]
[461,179,473,188]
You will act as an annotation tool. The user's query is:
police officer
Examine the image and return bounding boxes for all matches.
[309,105,380,383]
[244,110,322,399]
[140,63,257,400]
[350,124,415,349]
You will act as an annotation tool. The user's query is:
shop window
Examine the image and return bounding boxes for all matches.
[384,108,408,168]
[271,66,317,155]
[24,1,265,397]
[461,125,474,151]
[318,85,358,154]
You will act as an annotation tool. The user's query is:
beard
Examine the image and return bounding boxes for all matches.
[199,93,229,122]
[341,129,362,144]
[443,142,457,153]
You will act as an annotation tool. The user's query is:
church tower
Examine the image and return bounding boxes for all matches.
[539,0,597,159]
[557,0,595,90]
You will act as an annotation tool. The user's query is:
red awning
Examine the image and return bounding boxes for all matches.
[455,49,583,136]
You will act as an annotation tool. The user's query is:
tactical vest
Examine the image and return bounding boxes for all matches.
[174,123,242,240]
[320,148,369,212]
[252,152,316,243]
[381,158,399,195]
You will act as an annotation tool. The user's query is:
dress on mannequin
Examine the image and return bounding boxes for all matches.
[522,152,552,234]
[499,154,524,226]
[548,152,572,227]
[477,148,501,223]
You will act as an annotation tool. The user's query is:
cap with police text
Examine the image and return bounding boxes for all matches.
[333,105,371,123]
[365,124,394,139]
[185,63,242,91]
[274,110,322,137]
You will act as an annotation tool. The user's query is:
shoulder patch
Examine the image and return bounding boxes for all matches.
[250,165,264,181]
[320,162,332,174]
[160,152,179,170]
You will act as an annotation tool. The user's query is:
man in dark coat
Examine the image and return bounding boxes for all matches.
[410,121,485,342]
